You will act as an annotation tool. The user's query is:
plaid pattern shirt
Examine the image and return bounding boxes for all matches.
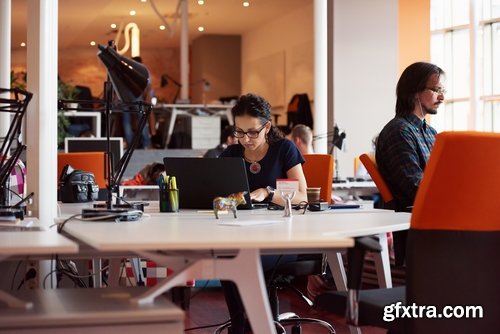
[376,114,436,210]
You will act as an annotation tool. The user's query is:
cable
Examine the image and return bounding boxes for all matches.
[55,213,80,233]
[10,260,23,290]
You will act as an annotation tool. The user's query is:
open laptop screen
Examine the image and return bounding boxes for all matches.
[163,157,252,209]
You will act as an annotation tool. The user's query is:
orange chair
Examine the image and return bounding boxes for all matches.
[57,152,107,189]
[359,153,394,208]
[303,154,333,204]
[317,132,500,333]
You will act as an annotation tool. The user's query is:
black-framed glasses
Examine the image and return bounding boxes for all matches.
[426,87,447,95]
[233,122,268,139]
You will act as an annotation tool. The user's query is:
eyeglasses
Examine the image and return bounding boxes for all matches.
[426,87,447,95]
[233,122,268,139]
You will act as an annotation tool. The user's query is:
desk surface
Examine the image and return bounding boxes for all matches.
[0,221,78,256]
[61,209,409,252]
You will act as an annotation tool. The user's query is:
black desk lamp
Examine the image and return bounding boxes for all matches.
[80,44,152,220]
[0,88,33,219]
[313,125,346,182]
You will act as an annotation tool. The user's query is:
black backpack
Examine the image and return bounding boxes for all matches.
[59,164,99,203]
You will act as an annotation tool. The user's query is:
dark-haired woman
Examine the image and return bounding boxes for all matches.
[219,93,308,333]
[220,93,307,205]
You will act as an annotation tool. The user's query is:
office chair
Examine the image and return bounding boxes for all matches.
[302,154,333,204]
[358,153,394,209]
[215,154,336,334]
[267,154,335,333]
[57,152,107,189]
[316,131,500,333]
[359,153,408,268]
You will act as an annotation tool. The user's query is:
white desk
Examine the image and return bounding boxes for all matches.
[154,103,234,147]
[0,223,79,309]
[333,180,378,200]
[62,209,410,334]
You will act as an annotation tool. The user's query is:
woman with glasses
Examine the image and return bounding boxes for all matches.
[220,93,307,206]
[219,93,308,334]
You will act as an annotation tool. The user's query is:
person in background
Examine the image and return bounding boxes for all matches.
[219,93,308,333]
[376,61,445,211]
[121,56,155,149]
[289,124,314,155]
[203,125,238,158]
[121,162,165,186]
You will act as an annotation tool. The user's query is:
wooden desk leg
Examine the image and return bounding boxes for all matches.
[326,251,347,291]
[373,232,393,288]
[131,249,277,334]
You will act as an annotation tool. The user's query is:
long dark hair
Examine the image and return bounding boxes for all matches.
[395,62,445,117]
[231,93,283,143]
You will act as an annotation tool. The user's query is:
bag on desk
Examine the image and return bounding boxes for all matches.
[59,164,99,203]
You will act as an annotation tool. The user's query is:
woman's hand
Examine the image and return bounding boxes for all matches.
[250,187,269,202]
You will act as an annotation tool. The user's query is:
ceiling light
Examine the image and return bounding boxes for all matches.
[20,42,26,47]
[243,1,250,7]
[129,10,137,16]
[140,0,147,2]
[159,25,166,30]
[197,26,205,32]
[198,0,205,4]
[110,23,117,29]
[90,41,96,46]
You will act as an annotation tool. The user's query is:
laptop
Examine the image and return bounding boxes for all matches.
[163,157,254,209]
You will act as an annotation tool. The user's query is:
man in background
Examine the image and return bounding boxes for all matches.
[289,124,314,155]
[376,62,445,211]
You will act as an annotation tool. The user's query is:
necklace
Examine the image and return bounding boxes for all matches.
[244,145,268,175]
[244,155,262,174]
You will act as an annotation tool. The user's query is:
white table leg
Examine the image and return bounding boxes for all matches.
[166,108,178,147]
[108,258,122,287]
[131,249,276,334]
[326,251,347,291]
[373,232,392,288]
[92,258,102,288]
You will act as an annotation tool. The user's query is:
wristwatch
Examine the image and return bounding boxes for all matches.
[266,186,275,201]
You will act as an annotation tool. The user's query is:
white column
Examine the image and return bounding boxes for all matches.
[26,0,58,221]
[313,0,328,153]
[0,0,11,136]
[179,0,189,102]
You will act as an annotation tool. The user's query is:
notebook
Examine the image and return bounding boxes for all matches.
[163,157,254,210]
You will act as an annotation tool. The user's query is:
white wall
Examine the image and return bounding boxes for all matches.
[241,1,314,123]
[334,0,398,178]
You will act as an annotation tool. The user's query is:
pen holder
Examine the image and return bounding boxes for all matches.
[159,188,179,212]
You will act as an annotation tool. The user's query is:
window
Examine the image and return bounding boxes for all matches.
[430,0,500,132]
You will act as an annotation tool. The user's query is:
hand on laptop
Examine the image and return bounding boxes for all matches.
[250,188,269,202]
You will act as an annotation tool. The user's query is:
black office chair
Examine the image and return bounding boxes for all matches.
[215,255,335,334]
[316,132,500,333]
[266,255,335,334]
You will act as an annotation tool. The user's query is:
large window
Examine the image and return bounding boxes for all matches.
[430,0,500,132]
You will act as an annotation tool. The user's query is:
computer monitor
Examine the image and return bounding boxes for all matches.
[64,137,123,173]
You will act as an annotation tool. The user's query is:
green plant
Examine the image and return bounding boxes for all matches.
[58,79,80,100]
[10,70,27,90]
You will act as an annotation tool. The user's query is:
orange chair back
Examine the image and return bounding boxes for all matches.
[411,131,500,231]
[359,153,394,205]
[302,154,333,204]
[57,152,107,189]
